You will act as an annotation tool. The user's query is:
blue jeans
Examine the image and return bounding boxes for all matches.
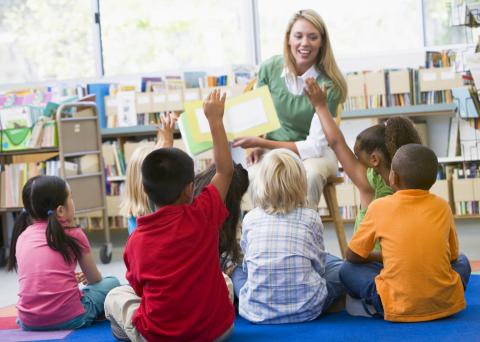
[232,253,345,313]
[18,276,120,331]
[339,253,472,317]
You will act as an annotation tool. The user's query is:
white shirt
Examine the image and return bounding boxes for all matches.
[281,66,329,160]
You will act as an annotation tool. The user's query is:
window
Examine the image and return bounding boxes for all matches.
[257,0,423,61]
[0,0,96,84]
[423,0,478,46]
[100,0,250,75]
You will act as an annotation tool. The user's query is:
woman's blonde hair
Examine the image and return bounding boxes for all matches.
[283,9,347,103]
[251,149,307,214]
[119,145,156,217]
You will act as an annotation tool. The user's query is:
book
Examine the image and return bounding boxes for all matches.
[87,83,110,128]
[182,85,280,144]
[183,71,206,88]
[178,113,213,156]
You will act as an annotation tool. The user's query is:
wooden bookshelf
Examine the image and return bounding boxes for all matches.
[342,103,457,120]
[101,125,158,138]
[0,147,59,157]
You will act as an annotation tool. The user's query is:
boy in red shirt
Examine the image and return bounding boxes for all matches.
[105,89,234,341]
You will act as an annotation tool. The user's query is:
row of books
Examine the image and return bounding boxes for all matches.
[102,141,126,178]
[344,67,465,111]
[0,161,60,208]
[452,163,480,215]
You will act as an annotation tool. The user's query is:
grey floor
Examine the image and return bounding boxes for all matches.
[1,221,479,308]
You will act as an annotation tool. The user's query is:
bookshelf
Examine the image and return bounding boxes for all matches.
[0,102,113,265]
[342,103,457,120]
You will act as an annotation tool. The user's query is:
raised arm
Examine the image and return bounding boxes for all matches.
[304,78,373,200]
[154,112,176,148]
[203,89,233,201]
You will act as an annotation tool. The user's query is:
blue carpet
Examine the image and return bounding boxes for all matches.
[60,275,480,342]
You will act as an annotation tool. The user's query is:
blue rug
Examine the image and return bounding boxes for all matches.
[57,275,480,342]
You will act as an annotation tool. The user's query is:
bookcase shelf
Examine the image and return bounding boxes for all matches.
[0,147,59,157]
[342,103,457,120]
[101,125,158,138]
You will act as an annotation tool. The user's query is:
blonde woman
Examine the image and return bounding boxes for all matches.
[233,9,347,209]
[119,113,176,234]
[234,149,345,324]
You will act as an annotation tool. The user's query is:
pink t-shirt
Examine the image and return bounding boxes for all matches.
[16,221,90,327]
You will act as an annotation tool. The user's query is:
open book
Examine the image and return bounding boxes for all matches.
[179,86,280,156]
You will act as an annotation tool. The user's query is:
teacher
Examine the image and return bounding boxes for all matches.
[233,9,347,209]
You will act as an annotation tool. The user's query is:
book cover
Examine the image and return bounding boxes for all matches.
[178,113,213,156]
[182,85,280,143]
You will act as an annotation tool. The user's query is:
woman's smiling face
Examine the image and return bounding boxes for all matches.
[288,18,321,74]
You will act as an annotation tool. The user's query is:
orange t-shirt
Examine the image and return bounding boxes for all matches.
[349,189,466,322]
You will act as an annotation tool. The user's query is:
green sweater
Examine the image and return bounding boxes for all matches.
[257,55,341,142]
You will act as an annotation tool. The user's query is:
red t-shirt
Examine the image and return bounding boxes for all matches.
[124,184,234,341]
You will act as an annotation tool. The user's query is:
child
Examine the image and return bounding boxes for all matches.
[104,89,235,341]
[7,175,120,330]
[120,112,177,234]
[340,144,471,322]
[193,162,249,275]
[235,148,345,324]
[305,78,421,253]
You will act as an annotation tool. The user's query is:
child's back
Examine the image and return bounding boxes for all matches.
[125,184,233,340]
[107,90,235,341]
[352,190,465,321]
[240,206,327,323]
[237,148,345,324]
[341,144,469,322]
[17,222,90,327]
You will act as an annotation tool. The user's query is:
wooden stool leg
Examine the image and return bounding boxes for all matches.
[323,184,348,259]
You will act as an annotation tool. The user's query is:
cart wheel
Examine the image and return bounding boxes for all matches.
[0,247,6,267]
[100,244,112,264]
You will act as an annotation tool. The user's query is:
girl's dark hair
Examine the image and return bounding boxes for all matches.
[7,176,82,271]
[194,163,249,267]
[355,116,422,167]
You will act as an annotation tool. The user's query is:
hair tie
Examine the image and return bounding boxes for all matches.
[47,210,54,217]
[384,121,388,127]
[21,208,27,214]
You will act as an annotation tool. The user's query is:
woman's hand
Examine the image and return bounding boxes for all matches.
[246,147,265,166]
[304,77,328,111]
[233,136,264,149]
[155,112,177,148]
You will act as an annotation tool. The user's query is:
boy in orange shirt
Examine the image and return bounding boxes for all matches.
[340,144,471,322]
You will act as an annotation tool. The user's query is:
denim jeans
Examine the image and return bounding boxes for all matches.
[18,276,120,331]
[339,253,472,317]
[232,253,345,313]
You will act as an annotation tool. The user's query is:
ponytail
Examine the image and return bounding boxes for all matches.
[356,116,421,168]
[46,212,82,265]
[6,210,31,271]
[384,117,422,165]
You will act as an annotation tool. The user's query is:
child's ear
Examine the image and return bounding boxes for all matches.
[55,205,66,218]
[389,169,399,190]
[369,151,381,167]
[180,182,194,203]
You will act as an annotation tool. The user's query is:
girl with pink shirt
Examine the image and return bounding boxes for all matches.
[7,175,120,331]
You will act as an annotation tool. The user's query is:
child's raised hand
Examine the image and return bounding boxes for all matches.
[155,112,176,148]
[75,271,88,285]
[203,89,227,124]
[304,78,328,110]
